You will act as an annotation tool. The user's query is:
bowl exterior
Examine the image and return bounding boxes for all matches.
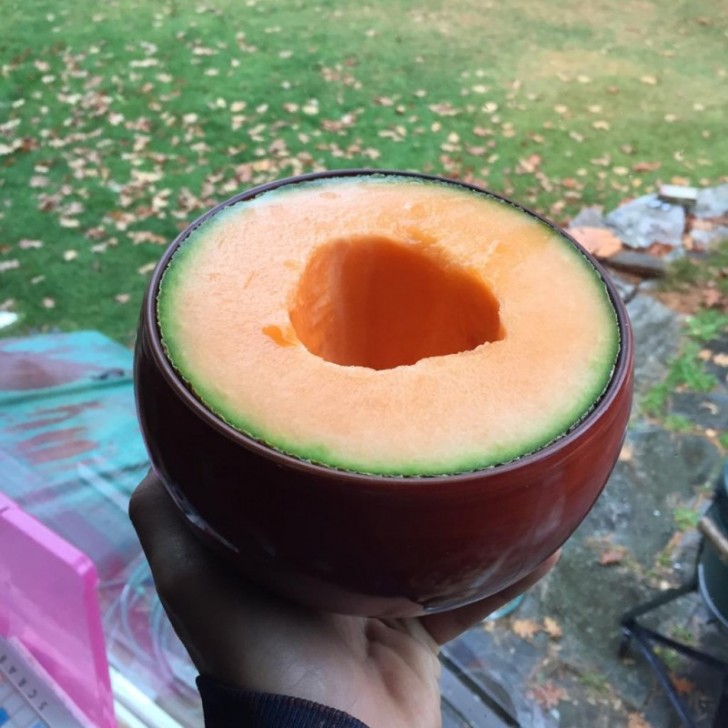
[134,170,634,617]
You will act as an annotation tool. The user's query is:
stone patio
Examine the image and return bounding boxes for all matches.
[445,279,727,727]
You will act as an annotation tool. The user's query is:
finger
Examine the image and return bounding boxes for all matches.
[419,552,560,646]
[128,473,321,686]
[129,471,214,585]
[128,472,232,667]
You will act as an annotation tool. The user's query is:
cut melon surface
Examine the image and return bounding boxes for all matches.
[158,175,619,476]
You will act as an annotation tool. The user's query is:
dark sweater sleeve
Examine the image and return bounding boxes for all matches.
[197,675,370,728]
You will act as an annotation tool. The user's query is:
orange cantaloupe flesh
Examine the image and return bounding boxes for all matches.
[158,176,619,476]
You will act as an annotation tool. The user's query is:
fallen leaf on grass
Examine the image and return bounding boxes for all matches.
[640,75,658,85]
[543,616,563,639]
[137,262,156,275]
[517,154,542,173]
[63,250,78,261]
[632,161,661,173]
[128,231,167,245]
[528,682,567,709]
[19,239,43,249]
[0,260,20,273]
[713,353,728,367]
[512,619,541,641]
[114,293,130,304]
[42,297,55,309]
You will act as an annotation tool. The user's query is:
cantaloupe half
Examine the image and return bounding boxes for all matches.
[158,175,620,476]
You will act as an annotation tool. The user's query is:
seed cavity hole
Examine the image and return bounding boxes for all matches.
[288,235,503,370]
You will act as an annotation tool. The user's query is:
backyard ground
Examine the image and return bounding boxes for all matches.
[1,0,727,341]
[1,2,728,726]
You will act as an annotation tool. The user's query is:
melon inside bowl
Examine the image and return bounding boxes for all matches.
[134,170,633,617]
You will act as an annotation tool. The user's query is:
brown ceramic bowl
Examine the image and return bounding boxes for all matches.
[134,170,633,617]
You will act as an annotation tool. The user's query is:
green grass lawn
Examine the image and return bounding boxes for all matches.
[1,0,726,344]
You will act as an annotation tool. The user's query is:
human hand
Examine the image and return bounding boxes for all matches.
[130,472,558,728]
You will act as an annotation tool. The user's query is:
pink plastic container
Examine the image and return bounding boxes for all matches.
[0,494,115,727]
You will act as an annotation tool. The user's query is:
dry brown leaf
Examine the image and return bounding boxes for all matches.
[128,231,167,245]
[600,547,627,566]
[517,154,542,174]
[701,401,719,416]
[646,242,675,258]
[702,288,723,308]
[619,442,634,462]
[0,260,20,273]
[42,297,56,309]
[137,262,156,275]
[529,682,567,709]
[543,616,563,639]
[632,161,661,173]
[114,293,130,304]
[713,353,728,367]
[19,239,43,249]
[512,619,541,641]
[628,713,652,728]
[640,75,658,85]
[670,676,696,695]
[569,227,623,259]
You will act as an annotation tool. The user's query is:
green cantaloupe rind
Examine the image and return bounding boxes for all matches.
[157,176,620,477]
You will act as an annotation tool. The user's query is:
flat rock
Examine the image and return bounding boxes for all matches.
[588,427,720,559]
[695,184,728,219]
[607,250,667,278]
[605,271,639,302]
[628,426,721,494]
[448,419,724,726]
[690,226,728,249]
[569,205,606,228]
[669,392,728,431]
[606,195,685,250]
[537,427,721,712]
[626,294,682,395]
[659,184,699,207]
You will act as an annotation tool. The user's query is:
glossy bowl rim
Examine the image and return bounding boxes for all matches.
[141,168,634,491]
